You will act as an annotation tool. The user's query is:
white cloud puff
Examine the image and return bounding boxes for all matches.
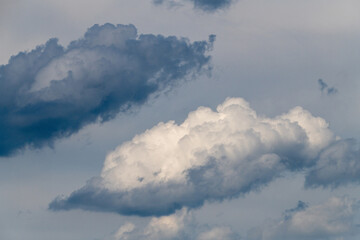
[248,197,359,240]
[112,209,238,240]
[197,226,238,240]
[101,97,333,191]
[50,97,344,216]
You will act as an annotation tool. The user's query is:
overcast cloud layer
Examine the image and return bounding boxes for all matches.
[0,23,214,156]
[248,196,359,240]
[50,98,360,216]
[153,0,235,12]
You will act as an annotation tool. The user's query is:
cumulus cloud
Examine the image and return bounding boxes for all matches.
[111,209,239,240]
[197,227,239,240]
[50,97,351,216]
[247,196,359,240]
[0,23,214,156]
[318,79,338,95]
[153,0,235,12]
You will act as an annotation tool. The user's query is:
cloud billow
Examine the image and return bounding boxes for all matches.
[111,209,239,240]
[50,97,350,216]
[305,139,360,188]
[248,197,359,240]
[0,23,214,156]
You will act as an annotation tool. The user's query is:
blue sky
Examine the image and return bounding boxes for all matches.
[1,0,360,239]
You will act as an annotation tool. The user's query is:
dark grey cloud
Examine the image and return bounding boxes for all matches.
[49,158,283,217]
[283,200,308,220]
[49,178,201,217]
[0,23,214,156]
[153,0,235,12]
[50,98,348,217]
[318,78,338,95]
[305,139,360,188]
[247,196,359,240]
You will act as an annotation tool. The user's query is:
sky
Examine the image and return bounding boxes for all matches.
[1,0,360,239]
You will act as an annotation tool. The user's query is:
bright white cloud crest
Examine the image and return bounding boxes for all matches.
[51,97,357,216]
[101,97,334,191]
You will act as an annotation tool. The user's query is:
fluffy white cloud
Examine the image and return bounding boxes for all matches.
[101,97,334,192]
[142,210,189,239]
[197,226,238,240]
[112,209,238,240]
[114,223,136,240]
[248,197,359,240]
[51,97,345,216]
[115,198,359,240]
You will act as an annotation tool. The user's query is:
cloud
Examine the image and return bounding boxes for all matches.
[111,208,239,240]
[247,196,359,240]
[0,23,214,156]
[153,0,235,12]
[318,79,338,95]
[50,97,349,216]
[305,139,360,188]
[197,227,239,240]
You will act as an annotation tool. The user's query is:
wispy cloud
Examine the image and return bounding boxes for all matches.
[0,23,214,156]
[318,79,338,95]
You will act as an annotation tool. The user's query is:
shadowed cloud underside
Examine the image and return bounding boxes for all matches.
[0,23,214,156]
